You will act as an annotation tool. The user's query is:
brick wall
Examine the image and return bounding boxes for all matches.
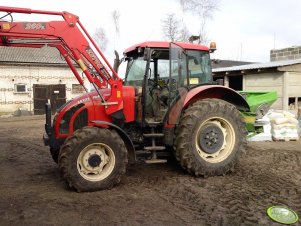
[270,46,301,61]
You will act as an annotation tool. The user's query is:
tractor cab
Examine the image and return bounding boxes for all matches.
[123,41,213,124]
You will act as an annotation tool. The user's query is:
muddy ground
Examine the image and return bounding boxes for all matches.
[0,115,300,226]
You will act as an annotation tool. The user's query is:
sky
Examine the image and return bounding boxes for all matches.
[1,0,301,64]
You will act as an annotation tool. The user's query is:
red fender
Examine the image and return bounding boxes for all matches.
[166,85,250,126]
[184,85,249,110]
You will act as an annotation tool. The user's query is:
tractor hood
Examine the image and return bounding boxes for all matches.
[56,86,135,123]
[57,89,111,113]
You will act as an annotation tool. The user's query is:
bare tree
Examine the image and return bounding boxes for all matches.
[93,26,108,52]
[179,23,190,42]
[197,19,209,44]
[162,14,180,42]
[180,0,219,44]
[180,0,219,18]
[162,14,190,42]
[112,10,120,36]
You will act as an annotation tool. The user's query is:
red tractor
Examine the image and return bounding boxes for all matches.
[0,6,249,192]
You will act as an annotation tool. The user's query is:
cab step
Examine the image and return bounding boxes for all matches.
[143,133,164,138]
[144,146,166,151]
[145,159,167,164]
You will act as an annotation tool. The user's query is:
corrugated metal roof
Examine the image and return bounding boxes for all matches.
[212,59,301,73]
[0,46,67,64]
[211,59,254,69]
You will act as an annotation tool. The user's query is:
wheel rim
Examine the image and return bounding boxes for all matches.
[77,143,115,182]
[195,117,235,163]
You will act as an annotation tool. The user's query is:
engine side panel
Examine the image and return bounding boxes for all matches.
[122,86,136,122]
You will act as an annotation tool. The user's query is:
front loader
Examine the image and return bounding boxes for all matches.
[0,6,250,192]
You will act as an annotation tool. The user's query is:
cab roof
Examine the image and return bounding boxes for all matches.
[124,41,209,54]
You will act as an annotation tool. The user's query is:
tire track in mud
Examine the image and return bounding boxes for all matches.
[121,164,207,224]
[125,145,301,226]
[144,175,232,225]
[214,147,301,226]
[0,129,46,152]
[117,142,301,225]
[124,162,223,225]
[0,129,60,189]
[11,139,46,153]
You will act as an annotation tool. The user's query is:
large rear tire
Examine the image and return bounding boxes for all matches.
[58,127,128,192]
[174,99,247,177]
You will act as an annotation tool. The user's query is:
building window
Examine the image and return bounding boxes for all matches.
[72,84,85,93]
[228,75,243,91]
[288,97,301,110]
[14,84,28,93]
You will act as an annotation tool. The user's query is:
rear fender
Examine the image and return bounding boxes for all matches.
[91,121,136,164]
[166,85,249,126]
[185,85,250,111]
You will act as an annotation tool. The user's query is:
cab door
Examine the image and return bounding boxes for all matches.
[167,42,189,124]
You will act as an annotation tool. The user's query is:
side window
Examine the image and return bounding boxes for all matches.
[187,50,212,85]
[170,43,188,87]
[179,54,188,86]
[157,59,169,79]
[14,83,28,93]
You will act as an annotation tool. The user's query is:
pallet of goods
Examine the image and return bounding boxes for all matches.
[267,111,299,141]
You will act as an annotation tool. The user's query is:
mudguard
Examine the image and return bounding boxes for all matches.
[184,85,249,111]
[167,85,250,126]
[91,120,136,164]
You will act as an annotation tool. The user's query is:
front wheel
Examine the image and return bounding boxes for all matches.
[58,127,128,192]
[174,99,247,177]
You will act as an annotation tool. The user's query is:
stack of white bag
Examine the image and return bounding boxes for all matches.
[265,110,299,141]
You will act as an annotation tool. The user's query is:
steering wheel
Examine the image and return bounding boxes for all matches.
[166,78,177,92]
[148,79,165,91]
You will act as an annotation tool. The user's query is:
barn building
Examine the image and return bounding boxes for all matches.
[213,46,301,115]
[0,46,85,115]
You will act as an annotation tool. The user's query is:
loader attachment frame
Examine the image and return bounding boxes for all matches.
[0,6,123,115]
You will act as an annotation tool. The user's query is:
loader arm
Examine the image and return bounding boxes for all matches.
[0,6,123,115]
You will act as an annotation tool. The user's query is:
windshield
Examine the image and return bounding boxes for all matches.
[124,56,146,86]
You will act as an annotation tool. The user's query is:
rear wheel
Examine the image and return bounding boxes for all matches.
[58,127,128,192]
[174,99,247,176]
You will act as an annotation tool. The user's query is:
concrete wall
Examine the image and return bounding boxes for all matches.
[287,71,301,111]
[287,72,301,97]
[0,64,86,113]
[215,63,301,115]
[242,70,301,114]
[270,46,301,62]
[243,72,284,110]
